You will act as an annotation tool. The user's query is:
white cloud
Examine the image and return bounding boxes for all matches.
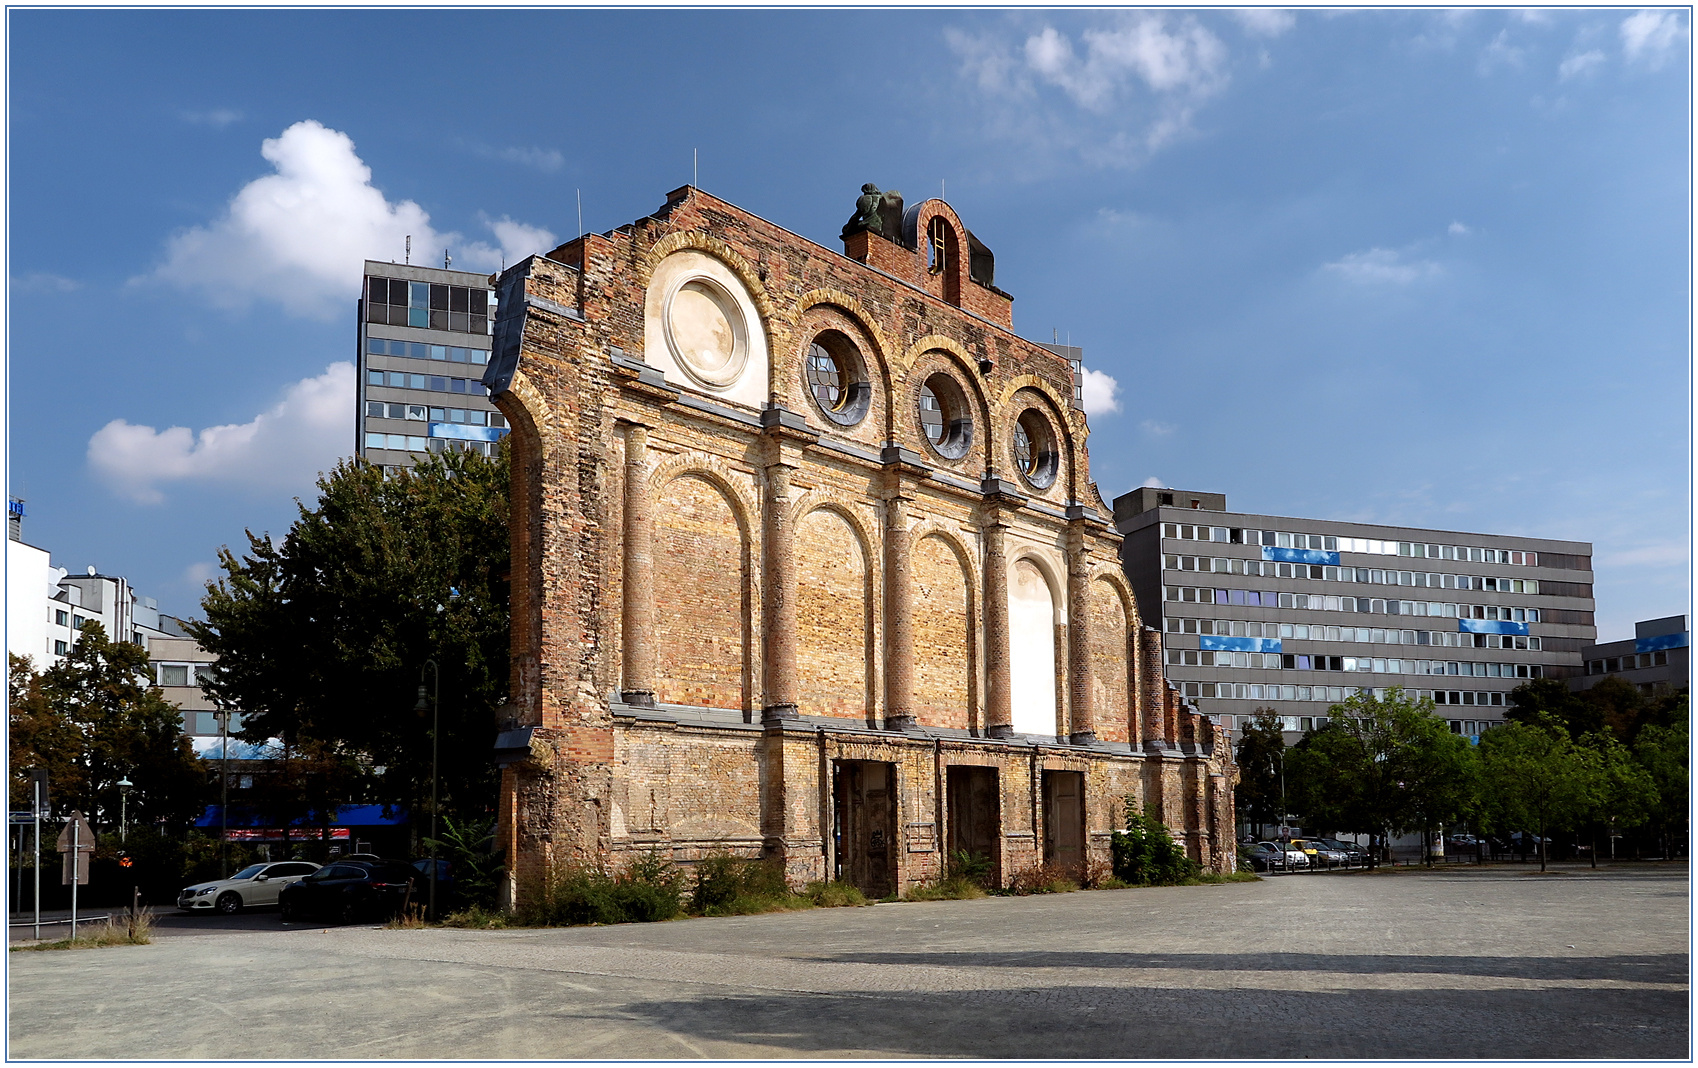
[497,146,565,173]
[1448,221,1471,235]
[180,108,243,128]
[945,15,1231,164]
[182,561,220,589]
[141,120,556,320]
[87,362,355,505]
[1620,10,1686,67]
[1080,366,1122,416]
[1140,419,1176,437]
[1559,49,1607,79]
[1139,476,1167,488]
[1323,247,1442,285]
[1478,29,1525,73]
[13,271,80,293]
[1235,10,1294,37]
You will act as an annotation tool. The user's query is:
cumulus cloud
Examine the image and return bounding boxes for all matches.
[1448,221,1471,235]
[945,15,1232,164]
[1235,10,1294,37]
[1559,49,1607,79]
[141,120,556,319]
[1139,476,1167,488]
[1080,366,1122,416]
[1478,29,1525,73]
[183,561,221,589]
[1620,10,1686,67]
[1323,247,1442,285]
[1140,419,1176,437]
[497,146,565,172]
[88,362,354,504]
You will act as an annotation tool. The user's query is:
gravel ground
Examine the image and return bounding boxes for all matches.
[7,863,1688,1060]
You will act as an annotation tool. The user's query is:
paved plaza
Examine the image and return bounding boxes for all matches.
[7,864,1689,1059]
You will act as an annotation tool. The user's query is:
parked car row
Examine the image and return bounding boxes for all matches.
[177,855,445,923]
[1242,837,1372,873]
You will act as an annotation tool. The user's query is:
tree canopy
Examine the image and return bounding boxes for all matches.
[1232,709,1286,836]
[8,625,209,829]
[187,448,510,826]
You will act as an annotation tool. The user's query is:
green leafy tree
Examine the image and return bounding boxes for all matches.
[1580,731,1657,865]
[1507,677,1602,740]
[1632,708,1689,859]
[188,447,510,832]
[1477,717,1601,871]
[1285,687,1476,863]
[8,626,209,830]
[1233,710,1285,839]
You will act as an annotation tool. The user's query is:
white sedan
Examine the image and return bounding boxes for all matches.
[177,861,321,914]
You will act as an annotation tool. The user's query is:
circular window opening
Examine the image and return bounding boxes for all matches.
[803,334,871,427]
[664,276,749,389]
[918,373,973,461]
[1013,409,1059,489]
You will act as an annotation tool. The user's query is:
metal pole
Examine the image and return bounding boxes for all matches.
[70,818,78,941]
[32,783,40,941]
[219,713,230,879]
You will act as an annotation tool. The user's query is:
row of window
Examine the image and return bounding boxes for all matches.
[1162,524,1539,565]
[1167,618,1542,649]
[1169,648,1540,678]
[365,337,491,365]
[1190,681,1510,707]
[187,711,244,735]
[1164,586,1542,622]
[158,663,215,687]
[49,608,86,628]
[365,278,491,334]
[1164,556,1542,594]
[1225,713,1500,735]
[1589,652,1673,674]
[362,433,503,457]
[364,402,506,427]
[366,370,489,396]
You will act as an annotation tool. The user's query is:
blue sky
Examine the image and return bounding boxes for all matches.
[6,8,1690,642]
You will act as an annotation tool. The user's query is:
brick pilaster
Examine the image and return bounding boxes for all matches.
[1066,524,1095,745]
[620,422,655,707]
[762,455,799,722]
[983,513,1013,738]
[883,491,915,730]
[1139,626,1166,752]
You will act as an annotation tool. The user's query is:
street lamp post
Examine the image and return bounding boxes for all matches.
[117,777,133,843]
[414,661,440,922]
[214,710,230,878]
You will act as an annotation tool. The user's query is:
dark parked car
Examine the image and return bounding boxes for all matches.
[279,859,417,923]
[1319,838,1369,866]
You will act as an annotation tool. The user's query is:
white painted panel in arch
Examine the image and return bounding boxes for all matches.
[1009,557,1059,736]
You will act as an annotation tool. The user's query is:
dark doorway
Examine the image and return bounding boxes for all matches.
[833,760,896,898]
[946,766,1001,887]
[1042,770,1085,875]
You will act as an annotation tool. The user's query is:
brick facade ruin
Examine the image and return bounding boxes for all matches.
[483,185,1237,906]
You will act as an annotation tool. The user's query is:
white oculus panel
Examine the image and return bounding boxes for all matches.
[643,250,769,409]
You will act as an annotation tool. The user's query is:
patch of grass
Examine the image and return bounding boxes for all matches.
[438,905,512,929]
[13,913,152,951]
[905,850,993,901]
[1004,863,1081,895]
[803,881,870,908]
[1191,871,1261,884]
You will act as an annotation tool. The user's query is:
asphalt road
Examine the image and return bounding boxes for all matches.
[8,863,1689,1059]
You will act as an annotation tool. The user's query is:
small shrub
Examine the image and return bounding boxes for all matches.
[904,850,993,901]
[1110,798,1200,887]
[439,905,510,929]
[804,881,869,908]
[523,849,686,927]
[1005,863,1080,895]
[1078,857,1115,889]
[688,853,804,916]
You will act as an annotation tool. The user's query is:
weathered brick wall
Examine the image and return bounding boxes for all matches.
[653,473,749,710]
[794,506,874,719]
[910,532,974,729]
[489,185,1239,902]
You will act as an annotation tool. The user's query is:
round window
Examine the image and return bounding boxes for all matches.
[1012,408,1059,489]
[663,276,749,389]
[918,373,972,460]
[803,335,870,427]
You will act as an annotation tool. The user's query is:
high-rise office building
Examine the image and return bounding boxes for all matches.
[357,260,509,470]
[1113,488,1596,739]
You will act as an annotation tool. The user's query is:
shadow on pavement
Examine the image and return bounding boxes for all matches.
[795,949,1691,985]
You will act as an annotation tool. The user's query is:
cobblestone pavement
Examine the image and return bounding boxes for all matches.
[8,864,1688,1059]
